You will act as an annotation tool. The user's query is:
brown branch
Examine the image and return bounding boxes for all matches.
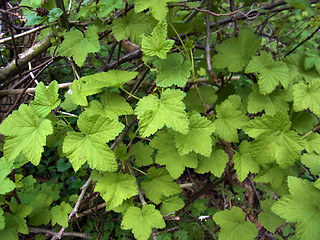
[102,48,142,71]
[0,25,48,44]
[29,227,91,239]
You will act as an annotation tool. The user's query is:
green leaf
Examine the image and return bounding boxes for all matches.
[245,51,290,94]
[243,113,304,167]
[247,84,289,115]
[25,14,43,26]
[27,194,53,226]
[195,146,229,177]
[121,204,166,240]
[214,95,249,142]
[112,10,155,44]
[141,21,174,59]
[233,141,260,182]
[213,207,258,240]
[304,50,320,74]
[272,176,320,240]
[285,0,314,15]
[212,28,261,72]
[135,89,189,137]
[183,86,217,113]
[0,208,4,231]
[30,81,61,117]
[258,199,286,233]
[0,104,53,165]
[173,114,215,157]
[160,195,185,215]
[84,70,138,89]
[305,133,320,154]
[131,142,154,167]
[153,53,191,87]
[7,203,32,234]
[97,0,124,18]
[51,202,72,227]
[150,130,198,179]
[301,153,320,175]
[58,26,100,67]
[85,92,133,119]
[0,158,15,194]
[63,112,124,171]
[93,172,137,210]
[135,0,179,20]
[141,167,182,204]
[48,8,63,22]
[291,111,318,134]
[293,79,320,117]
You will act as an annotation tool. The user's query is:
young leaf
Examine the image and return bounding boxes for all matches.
[63,112,124,171]
[131,142,154,167]
[213,207,258,240]
[153,53,191,87]
[112,10,155,44]
[173,114,215,157]
[258,199,286,233]
[135,0,179,20]
[30,81,61,118]
[212,28,261,72]
[85,92,133,119]
[245,52,290,94]
[141,167,182,204]
[293,79,320,117]
[272,176,320,240]
[141,21,174,59]
[214,95,249,142]
[0,104,53,165]
[150,130,198,179]
[195,146,228,177]
[247,84,289,115]
[135,89,189,137]
[233,141,260,182]
[51,202,72,227]
[243,113,304,167]
[160,195,185,215]
[121,204,165,240]
[0,158,15,194]
[93,172,137,210]
[58,26,100,67]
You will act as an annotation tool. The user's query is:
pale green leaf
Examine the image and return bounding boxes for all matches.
[63,112,124,171]
[135,0,179,20]
[173,114,215,157]
[0,158,15,194]
[154,53,191,87]
[304,50,320,74]
[195,146,228,177]
[272,176,320,240]
[184,86,218,113]
[94,172,137,210]
[51,202,72,227]
[301,153,320,175]
[135,89,189,137]
[212,28,261,72]
[213,207,258,240]
[214,95,249,142]
[305,133,320,154]
[160,195,185,215]
[293,79,320,117]
[0,104,53,165]
[112,10,155,44]
[258,199,286,233]
[247,84,289,115]
[233,141,260,182]
[30,81,61,117]
[85,91,133,119]
[97,0,124,18]
[58,26,100,67]
[121,204,165,240]
[141,167,181,204]
[141,21,174,59]
[245,52,290,94]
[150,130,198,179]
[7,203,32,234]
[131,142,154,167]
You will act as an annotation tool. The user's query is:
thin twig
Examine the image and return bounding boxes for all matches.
[29,227,91,239]
[0,25,48,44]
[302,124,320,139]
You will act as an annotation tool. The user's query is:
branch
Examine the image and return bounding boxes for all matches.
[102,48,142,71]
[29,227,91,239]
[0,25,48,44]
[0,32,55,82]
